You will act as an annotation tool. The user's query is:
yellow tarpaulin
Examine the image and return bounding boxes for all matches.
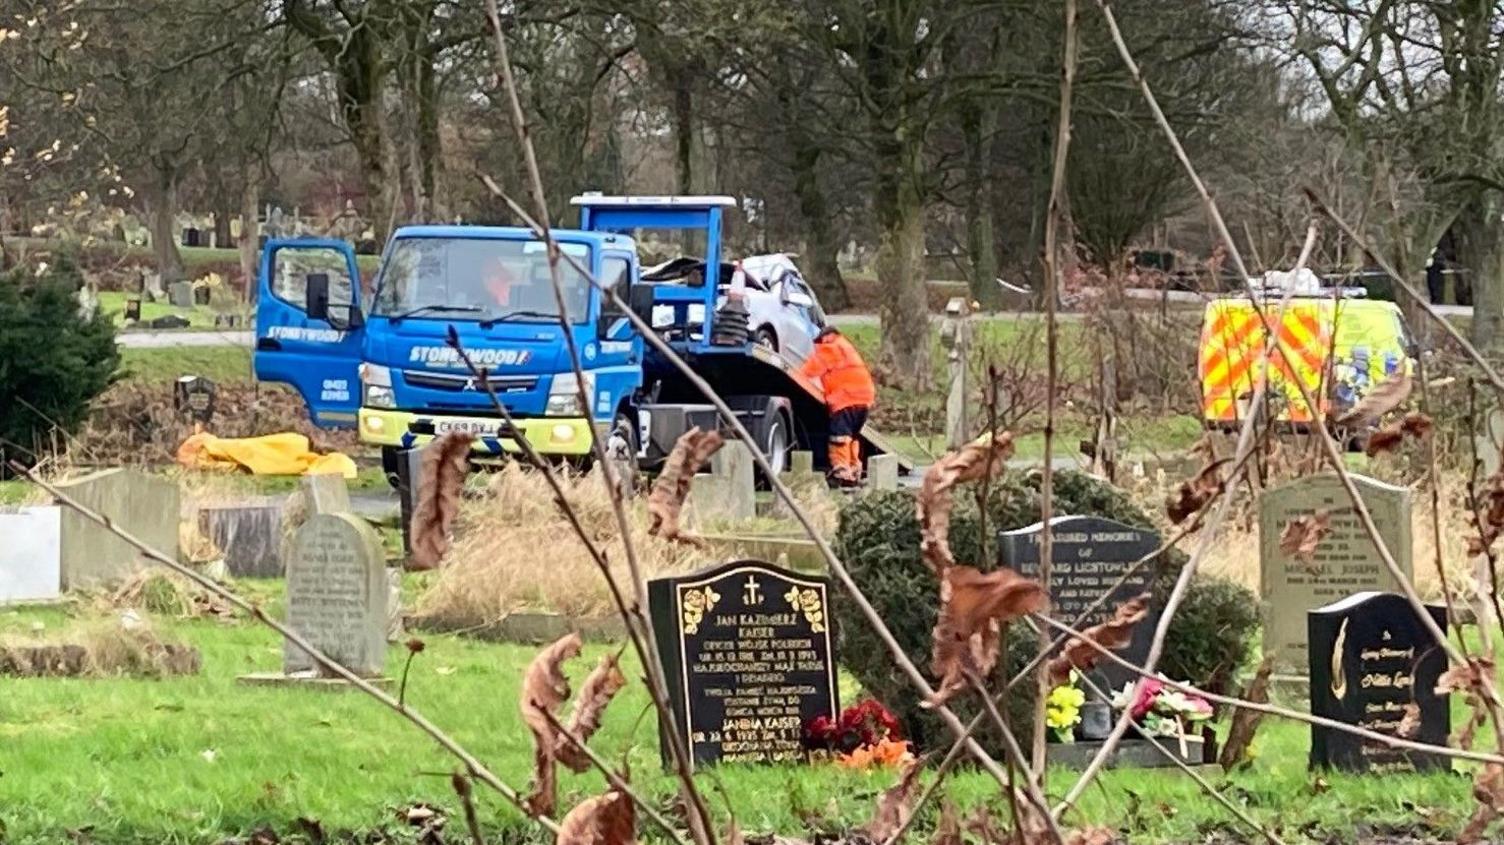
[176,432,357,479]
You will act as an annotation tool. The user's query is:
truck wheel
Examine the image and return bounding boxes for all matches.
[604,411,640,497]
[381,446,401,489]
[758,408,791,486]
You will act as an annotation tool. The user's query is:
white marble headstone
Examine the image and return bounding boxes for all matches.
[0,506,62,603]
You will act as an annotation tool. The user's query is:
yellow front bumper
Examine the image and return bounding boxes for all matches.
[358,408,595,455]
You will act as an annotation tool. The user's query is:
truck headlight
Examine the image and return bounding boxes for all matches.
[364,384,396,409]
[546,371,595,417]
[359,363,392,387]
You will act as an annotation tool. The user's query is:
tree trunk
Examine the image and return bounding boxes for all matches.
[671,66,696,194]
[960,71,1002,309]
[1458,198,1504,352]
[874,141,932,390]
[789,131,849,311]
[146,166,186,283]
[239,176,260,304]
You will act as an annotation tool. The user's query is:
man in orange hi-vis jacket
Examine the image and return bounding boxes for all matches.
[799,326,876,486]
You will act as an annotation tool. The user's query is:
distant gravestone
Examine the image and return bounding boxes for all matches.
[866,453,899,491]
[168,281,194,308]
[999,515,1162,694]
[0,506,61,603]
[711,441,755,521]
[1259,474,1412,675]
[1309,592,1450,773]
[302,474,352,515]
[141,270,165,302]
[282,513,387,676]
[648,559,839,767]
[200,498,284,578]
[174,375,216,424]
[773,450,826,517]
[123,298,142,322]
[395,446,424,557]
[56,469,178,589]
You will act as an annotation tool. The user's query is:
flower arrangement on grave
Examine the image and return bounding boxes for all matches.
[1112,678,1213,755]
[803,699,912,768]
[1046,673,1086,743]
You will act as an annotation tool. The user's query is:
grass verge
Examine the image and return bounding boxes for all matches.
[0,596,1486,844]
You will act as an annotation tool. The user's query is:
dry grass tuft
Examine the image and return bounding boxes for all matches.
[0,616,201,677]
[107,568,233,619]
[413,464,710,625]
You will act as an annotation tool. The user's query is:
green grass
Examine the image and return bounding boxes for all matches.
[118,346,256,385]
[0,596,1486,844]
[98,291,238,331]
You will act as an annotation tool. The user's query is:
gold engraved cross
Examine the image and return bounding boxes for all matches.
[743,576,763,605]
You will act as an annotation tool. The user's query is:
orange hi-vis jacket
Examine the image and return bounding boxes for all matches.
[799,331,876,412]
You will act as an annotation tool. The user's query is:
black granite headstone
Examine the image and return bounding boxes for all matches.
[999,515,1163,694]
[1309,591,1450,773]
[648,559,838,768]
[124,298,141,322]
[173,375,216,424]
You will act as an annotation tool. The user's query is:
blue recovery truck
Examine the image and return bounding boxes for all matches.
[253,195,908,481]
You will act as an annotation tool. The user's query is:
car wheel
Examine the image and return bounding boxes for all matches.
[754,327,778,352]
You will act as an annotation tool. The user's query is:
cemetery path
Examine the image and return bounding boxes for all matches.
[117,330,253,348]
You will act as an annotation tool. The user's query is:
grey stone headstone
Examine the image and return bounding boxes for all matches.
[999,515,1162,697]
[867,454,899,491]
[1476,408,1504,478]
[774,450,827,518]
[168,281,194,308]
[142,271,165,301]
[284,513,388,676]
[790,450,815,475]
[56,469,178,589]
[0,506,61,603]
[687,475,737,526]
[709,440,755,522]
[1259,473,1413,676]
[302,474,352,515]
[200,499,284,578]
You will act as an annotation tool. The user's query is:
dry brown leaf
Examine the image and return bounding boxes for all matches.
[1335,373,1412,426]
[928,565,1047,707]
[1218,655,1274,770]
[411,433,474,570]
[917,432,1016,573]
[1278,510,1330,564]
[1364,425,1405,458]
[556,789,636,845]
[521,633,583,817]
[1045,594,1151,686]
[1396,702,1421,739]
[931,801,963,845]
[556,650,627,772]
[1401,411,1434,439]
[646,427,725,547]
[1011,788,1053,844]
[1461,762,1504,844]
[863,755,924,842]
[1164,458,1229,525]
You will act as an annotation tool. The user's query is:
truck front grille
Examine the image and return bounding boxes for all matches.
[403,370,538,393]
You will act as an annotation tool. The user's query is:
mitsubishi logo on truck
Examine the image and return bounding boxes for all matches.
[409,346,533,368]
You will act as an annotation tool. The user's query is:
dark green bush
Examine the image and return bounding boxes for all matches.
[832,470,1257,749]
[0,258,119,468]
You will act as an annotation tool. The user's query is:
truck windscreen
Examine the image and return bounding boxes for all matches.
[372,237,591,323]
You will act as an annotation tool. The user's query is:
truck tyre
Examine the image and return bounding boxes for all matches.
[758,407,792,487]
[381,446,401,489]
[604,411,639,497]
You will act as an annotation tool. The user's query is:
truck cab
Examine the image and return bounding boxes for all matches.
[255,195,908,484]
[254,226,645,475]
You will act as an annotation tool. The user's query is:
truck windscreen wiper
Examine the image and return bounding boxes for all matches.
[388,304,484,323]
[479,310,559,328]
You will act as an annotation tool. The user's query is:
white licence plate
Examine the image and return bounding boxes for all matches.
[433,419,502,436]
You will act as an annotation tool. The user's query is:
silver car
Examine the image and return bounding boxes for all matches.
[642,253,828,364]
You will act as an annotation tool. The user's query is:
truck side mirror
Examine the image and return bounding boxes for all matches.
[306,272,330,320]
[629,283,655,324]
